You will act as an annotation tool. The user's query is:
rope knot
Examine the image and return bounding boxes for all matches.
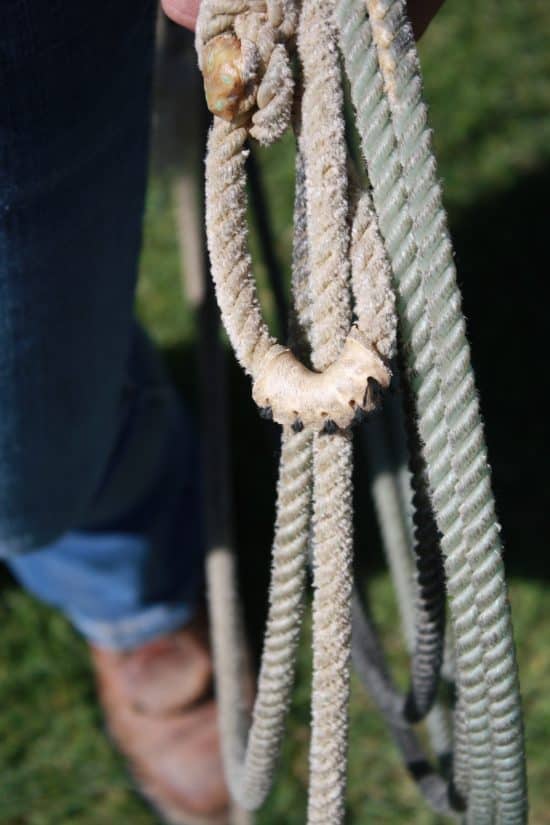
[252,332,391,432]
[197,0,296,144]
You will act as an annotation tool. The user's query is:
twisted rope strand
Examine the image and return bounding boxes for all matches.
[207,427,312,810]
[297,0,355,820]
[365,2,526,820]
[362,394,453,761]
[308,433,354,824]
[351,589,460,819]
[400,355,446,724]
[351,182,444,726]
[195,0,526,818]
[297,0,352,374]
[205,119,281,371]
[205,137,315,808]
[350,185,397,361]
[334,1,497,817]
[199,2,318,810]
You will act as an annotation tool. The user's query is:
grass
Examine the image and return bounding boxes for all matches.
[1,1,550,822]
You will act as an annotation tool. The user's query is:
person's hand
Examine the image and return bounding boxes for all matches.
[161,0,200,31]
[161,0,444,39]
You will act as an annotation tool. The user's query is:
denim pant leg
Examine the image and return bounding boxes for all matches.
[0,1,203,648]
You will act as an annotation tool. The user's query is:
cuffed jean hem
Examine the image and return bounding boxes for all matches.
[70,601,196,651]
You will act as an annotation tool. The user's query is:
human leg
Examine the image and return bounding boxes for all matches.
[0,0,200,648]
[0,5,228,820]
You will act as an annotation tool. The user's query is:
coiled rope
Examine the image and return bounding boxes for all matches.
[192,0,527,821]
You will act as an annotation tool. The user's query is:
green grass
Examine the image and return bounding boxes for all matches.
[2,1,550,822]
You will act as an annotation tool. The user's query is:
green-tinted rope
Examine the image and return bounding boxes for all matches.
[336,0,526,821]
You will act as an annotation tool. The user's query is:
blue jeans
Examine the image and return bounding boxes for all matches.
[0,0,203,648]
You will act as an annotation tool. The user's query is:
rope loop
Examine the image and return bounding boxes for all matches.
[252,332,390,431]
[196,0,297,144]
[194,0,527,818]
[199,0,394,434]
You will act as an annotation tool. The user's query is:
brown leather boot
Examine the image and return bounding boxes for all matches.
[91,614,230,825]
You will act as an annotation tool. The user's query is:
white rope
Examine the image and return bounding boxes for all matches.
[191,0,527,820]
[297,0,355,816]
[207,427,312,809]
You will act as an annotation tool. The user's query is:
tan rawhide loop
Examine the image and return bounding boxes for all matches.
[252,331,391,431]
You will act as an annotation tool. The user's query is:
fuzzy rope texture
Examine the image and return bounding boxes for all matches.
[296,0,354,819]
[337,2,494,816]
[199,0,394,434]
[195,0,527,821]
[198,3,313,812]
[364,9,526,821]
[199,0,392,818]
[351,170,447,731]
[336,0,527,821]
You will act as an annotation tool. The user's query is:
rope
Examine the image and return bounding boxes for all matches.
[199,0,392,434]
[296,1,355,818]
[400,353,447,724]
[191,0,528,821]
[336,0,526,820]
[349,159,448,733]
[351,588,460,819]
[350,167,446,729]
[337,2,494,815]
[364,9,526,821]
[207,427,312,809]
[361,391,454,766]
